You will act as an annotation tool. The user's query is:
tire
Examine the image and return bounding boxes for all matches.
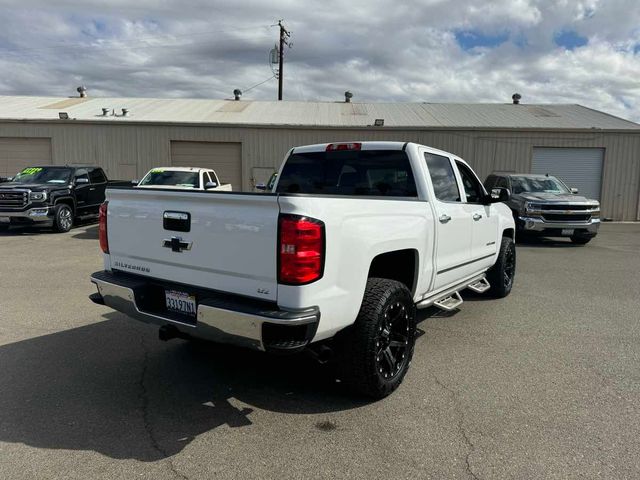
[486,236,516,298]
[334,278,417,399]
[52,204,74,233]
[570,234,592,245]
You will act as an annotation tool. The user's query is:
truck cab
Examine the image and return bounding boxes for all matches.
[136,167,233,191]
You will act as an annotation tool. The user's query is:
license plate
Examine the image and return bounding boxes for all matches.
[561,229,574,236]
[165,289,197,317]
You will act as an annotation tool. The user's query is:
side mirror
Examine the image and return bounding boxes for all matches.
[489,187,511,203]
[6,177,13,181]
[75,177,89,185]
[204,181,218,190]
[570,187,579,194]
[255,183,267,191]
[131,179,139,185]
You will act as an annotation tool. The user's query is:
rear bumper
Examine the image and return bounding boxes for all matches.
[517,216,600,236]
[90,270,319,353]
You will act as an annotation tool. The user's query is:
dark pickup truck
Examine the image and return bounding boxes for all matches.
[0,165,119,232]
[485,172,600,244]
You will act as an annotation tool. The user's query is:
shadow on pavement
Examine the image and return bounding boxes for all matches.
[0,225,51,236]
[516,235,577,248]
[0,314,368,461]
[0,219,97,237]
[72,224,98,240]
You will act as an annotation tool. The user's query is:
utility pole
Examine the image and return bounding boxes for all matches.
[277,20,290,101]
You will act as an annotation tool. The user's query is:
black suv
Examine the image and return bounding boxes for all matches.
[0,166,110,232]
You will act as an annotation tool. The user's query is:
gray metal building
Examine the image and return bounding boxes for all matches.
[0,95,639,220]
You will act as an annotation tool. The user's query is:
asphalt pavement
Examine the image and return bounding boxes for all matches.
[0,223,638,479]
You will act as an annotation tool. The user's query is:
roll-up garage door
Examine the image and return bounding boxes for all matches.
[170,141,242,190]
[0,138,52,177]
[531,147,604,200]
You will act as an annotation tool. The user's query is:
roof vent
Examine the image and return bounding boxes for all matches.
[101,108,110,116]
[512,93,521,104]
[345,91,353,103]
[77,86,87,98]
[233,89,242,101]
[121,108,129,117]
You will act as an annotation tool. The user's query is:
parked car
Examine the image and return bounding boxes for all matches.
[136,167,232,191]
[90,141,516,398]
[484,172,600,244]
[0,165,121,232]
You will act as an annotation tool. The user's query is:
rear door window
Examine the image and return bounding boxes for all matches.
[88,168,107,184]
[425,153,460,202]
[276,150,417,197]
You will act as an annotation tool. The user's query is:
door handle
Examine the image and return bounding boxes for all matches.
[439,214,452,224]
[89,187,96,191]
[473,213,482,221]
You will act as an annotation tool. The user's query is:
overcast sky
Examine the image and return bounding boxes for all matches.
[0,0,639,121]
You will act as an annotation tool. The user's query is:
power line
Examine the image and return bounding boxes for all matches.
[242,74,277,93]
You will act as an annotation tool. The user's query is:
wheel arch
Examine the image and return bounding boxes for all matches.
[54,196,75,213]
[367,249,418,296]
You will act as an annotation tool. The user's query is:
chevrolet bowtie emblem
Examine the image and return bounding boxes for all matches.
[162,236,192,253]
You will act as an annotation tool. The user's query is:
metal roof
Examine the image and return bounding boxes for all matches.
[0,95,638,130]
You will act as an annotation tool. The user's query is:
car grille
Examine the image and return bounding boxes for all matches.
[0,190,28,208]
[538,204,594,211]
[542,213,591,222]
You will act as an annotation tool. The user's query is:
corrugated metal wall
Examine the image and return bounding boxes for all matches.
[0,122,638,220]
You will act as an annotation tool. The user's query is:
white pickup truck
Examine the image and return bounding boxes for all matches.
[136,167,233,191]
[90,142,516,398]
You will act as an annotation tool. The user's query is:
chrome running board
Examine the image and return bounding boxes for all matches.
[432,292,463,311]
[467,277,490,293]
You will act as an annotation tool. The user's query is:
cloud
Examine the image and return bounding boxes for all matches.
[0,0,639,121]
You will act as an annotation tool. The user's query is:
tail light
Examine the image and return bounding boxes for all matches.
[326,142,361,151]
[99,201,109,253]
[278,214,325,285]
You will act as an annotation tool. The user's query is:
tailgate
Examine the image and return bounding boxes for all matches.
[106,188,280,301]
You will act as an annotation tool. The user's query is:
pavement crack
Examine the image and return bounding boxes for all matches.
[431,372,481,480]
[137,334,189,480]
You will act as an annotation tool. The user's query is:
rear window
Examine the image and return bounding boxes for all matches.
[276,150,417,197]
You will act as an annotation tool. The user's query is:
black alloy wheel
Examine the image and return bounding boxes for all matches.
[486,236,516,298]
[375,301,411,380]
[503,241,516,289]
[334,278,417,398]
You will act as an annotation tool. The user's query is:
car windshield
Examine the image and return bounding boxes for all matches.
[510,175,570,194]
[12,167,72,184]
[139,170,199,188]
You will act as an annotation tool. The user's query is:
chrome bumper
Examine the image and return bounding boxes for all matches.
[518,216,600,234]
[0,206,52,222]
[90,270,319,352]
